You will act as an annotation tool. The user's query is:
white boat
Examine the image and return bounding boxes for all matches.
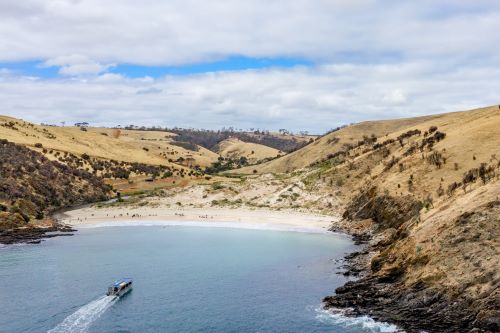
[106,278,133,297]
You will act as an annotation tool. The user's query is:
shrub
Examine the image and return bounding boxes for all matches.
[211,183,224,190]
[162,171,173,178]
[447,182,459,196]
[408,174,414,192]
[427,151,445,168]
[436,184,444,197]
[170,141,199,152]
[384,155,400,171]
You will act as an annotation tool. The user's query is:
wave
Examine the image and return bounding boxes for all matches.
[315,306,404,333]
[48,295,116,333]
[0,243,29,250]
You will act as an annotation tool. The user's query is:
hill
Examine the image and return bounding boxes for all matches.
[216,137,282,164]
[0,139,111,243]
[237,113,442,174]
[0,117,306,189]
[0,116,219,168]
[166,127,313,153]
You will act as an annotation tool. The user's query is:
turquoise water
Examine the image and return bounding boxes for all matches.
[0,225,397,332]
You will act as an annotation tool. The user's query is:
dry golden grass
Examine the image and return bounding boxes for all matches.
[368,105,499,196]
[217,137,282,163]
[0,116,219,168]
[238,113,441,174]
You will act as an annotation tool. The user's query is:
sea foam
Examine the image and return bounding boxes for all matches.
[48,296,117,333]
[315,306,404,332]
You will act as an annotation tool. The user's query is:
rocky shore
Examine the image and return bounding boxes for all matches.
[0,224,76,245]
[324,189,500,333]
[325,239,479,333]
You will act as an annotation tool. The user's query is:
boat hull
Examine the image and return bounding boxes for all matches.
[107,285,132,297]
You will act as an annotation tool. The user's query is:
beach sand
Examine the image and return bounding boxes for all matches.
[59,206,337,233]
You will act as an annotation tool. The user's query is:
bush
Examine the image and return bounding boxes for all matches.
[170,141,199,152]
[34,143,43,148]
[447,182,459,196]
[211,183,224,190]
[162,171,173,178]
[427,151,445,168]
[384,156,400,171]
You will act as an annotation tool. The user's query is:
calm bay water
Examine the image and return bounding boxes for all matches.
[0,225,397,332]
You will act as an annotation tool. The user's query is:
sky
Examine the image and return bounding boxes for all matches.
[0,0,499,133]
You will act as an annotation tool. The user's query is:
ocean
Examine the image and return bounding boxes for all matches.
[0,225,400,332]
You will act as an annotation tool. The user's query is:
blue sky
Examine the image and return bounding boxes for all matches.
[0,1,499,132]
[1,56,312,79]
[110,56,311,77]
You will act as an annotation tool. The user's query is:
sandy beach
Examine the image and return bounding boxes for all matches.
[58,206,337,234]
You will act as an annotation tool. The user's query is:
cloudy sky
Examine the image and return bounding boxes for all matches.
[1,0,499,133]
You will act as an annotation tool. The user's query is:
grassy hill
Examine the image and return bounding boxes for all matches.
[0,116,310,185]
[237,113,442,174]
[216,137,282,164]
[0,116,219,168]
[270,104,500,332]
[167,127,313,153]
[0,139,111,234]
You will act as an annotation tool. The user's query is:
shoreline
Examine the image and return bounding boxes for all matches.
[58,206,337,234]
[74,220,334,234]
[21,203,407,332]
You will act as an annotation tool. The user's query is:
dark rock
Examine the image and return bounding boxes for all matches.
[0,224,77,245]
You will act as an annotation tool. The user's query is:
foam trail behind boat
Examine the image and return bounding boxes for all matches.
[48,296,116,333]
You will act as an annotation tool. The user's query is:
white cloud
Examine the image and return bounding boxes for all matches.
[383,90,407,105]
[0,1,499,129]
[94,73,124,83]
[1,62,499,132]
[136,87,163,95]
[0,1,499,66]
[42,54,110,76]
[0,68,13,76]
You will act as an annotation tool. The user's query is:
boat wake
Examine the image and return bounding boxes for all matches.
[48,295,117,333]
[315,306,404,333]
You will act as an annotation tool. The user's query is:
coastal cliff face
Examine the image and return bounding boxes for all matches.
[311,107,500,332]
[0,139,111,243]
[324,183,499,332]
